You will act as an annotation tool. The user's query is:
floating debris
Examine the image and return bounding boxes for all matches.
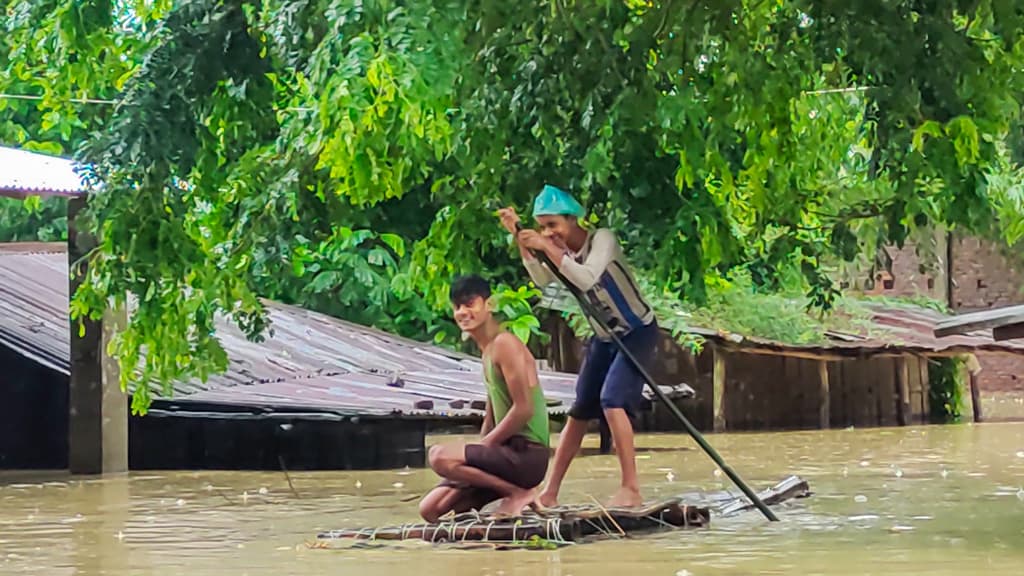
[713,469,722,478]
[1017,488,1024,502]
[115,531,125,541]
[859,461,870,467]
[1016,451,1024,459]
[666,471,676,483]
[894,468,904,478]
[888,525,914,533]
[941,469,949,479]
[848,514,879,521]
[854,495,868,503]
[392,482,405,489]
[258,487,268,495]
[355,480,363,489]
[176,499,185,507]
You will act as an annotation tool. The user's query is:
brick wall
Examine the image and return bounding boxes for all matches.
[850,235,1024,395]
[949,236,1024,311]
[860,241,948,301]
[951,237,1024,394]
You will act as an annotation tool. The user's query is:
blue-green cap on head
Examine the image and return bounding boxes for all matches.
[532,184,585,219]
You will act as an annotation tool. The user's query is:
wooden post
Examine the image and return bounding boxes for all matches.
[896,357,910,426]
[818,360,830,429]
[68,197,128,475]
[968,372,983,423]
[918,357,930,423]
[713,348,726,432]
[964,354,983,423]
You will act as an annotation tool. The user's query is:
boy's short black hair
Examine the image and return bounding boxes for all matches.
[449,274,491,306]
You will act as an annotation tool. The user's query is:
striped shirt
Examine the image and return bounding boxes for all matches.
[523,228,654,340]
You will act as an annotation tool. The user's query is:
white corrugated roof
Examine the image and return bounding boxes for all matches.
[0,145,88,197]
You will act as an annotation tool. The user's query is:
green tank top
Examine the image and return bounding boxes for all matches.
[483,356,550,447]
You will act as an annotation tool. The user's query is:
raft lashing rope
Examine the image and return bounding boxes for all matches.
[317,475,811,548]
[319,500,708,547]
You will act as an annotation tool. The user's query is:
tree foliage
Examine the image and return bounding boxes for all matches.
[1,0,1022,412]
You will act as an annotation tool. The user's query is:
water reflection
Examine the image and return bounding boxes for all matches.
[1,422,1022,575]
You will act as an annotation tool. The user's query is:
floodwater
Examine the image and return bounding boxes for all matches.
[2,423,1023,576]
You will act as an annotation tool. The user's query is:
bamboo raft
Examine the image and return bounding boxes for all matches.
[317,475,810,547]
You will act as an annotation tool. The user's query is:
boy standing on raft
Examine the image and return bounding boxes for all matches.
[418,275,551,521]
[499,185,658,509]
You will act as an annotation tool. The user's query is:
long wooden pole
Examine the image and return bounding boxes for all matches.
[515,224,778,522]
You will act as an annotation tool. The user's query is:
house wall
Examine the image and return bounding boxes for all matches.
[867,236,1024,394]
[861,239,949,301]
[540,317,930,432]
[0,344,68,469]
[1,348,428,471]
[129,410,427,471]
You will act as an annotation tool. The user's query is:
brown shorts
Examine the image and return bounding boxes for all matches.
[436,435,549,513]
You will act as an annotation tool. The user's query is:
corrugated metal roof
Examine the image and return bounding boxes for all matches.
[688,301,1024,356]
[0,244,69,374]
[0,243,579,418]
[0,146,88,198]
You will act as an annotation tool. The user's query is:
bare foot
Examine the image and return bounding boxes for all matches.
[606,486,642,509]
[533,487,559,511]
[495,488,536,517]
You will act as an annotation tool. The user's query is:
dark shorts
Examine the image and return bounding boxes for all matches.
[436,435,550,512]
[569,320,659,421]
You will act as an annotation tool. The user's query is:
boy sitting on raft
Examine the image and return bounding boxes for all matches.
[419,275,551,522]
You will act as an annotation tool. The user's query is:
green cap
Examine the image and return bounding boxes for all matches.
[532,184,585,218]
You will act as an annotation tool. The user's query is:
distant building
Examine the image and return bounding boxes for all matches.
[851,234,1024,395]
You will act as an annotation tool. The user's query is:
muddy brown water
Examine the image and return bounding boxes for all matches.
[2,423,1023,575]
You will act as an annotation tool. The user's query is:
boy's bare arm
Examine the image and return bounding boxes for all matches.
[481,333,537,447]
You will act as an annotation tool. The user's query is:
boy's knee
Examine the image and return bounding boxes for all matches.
[418,499,440,523]
[599,389,632,412]
[427,444,460,474]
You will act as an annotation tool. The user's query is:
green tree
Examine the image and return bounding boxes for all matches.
[1,0,1021,412]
